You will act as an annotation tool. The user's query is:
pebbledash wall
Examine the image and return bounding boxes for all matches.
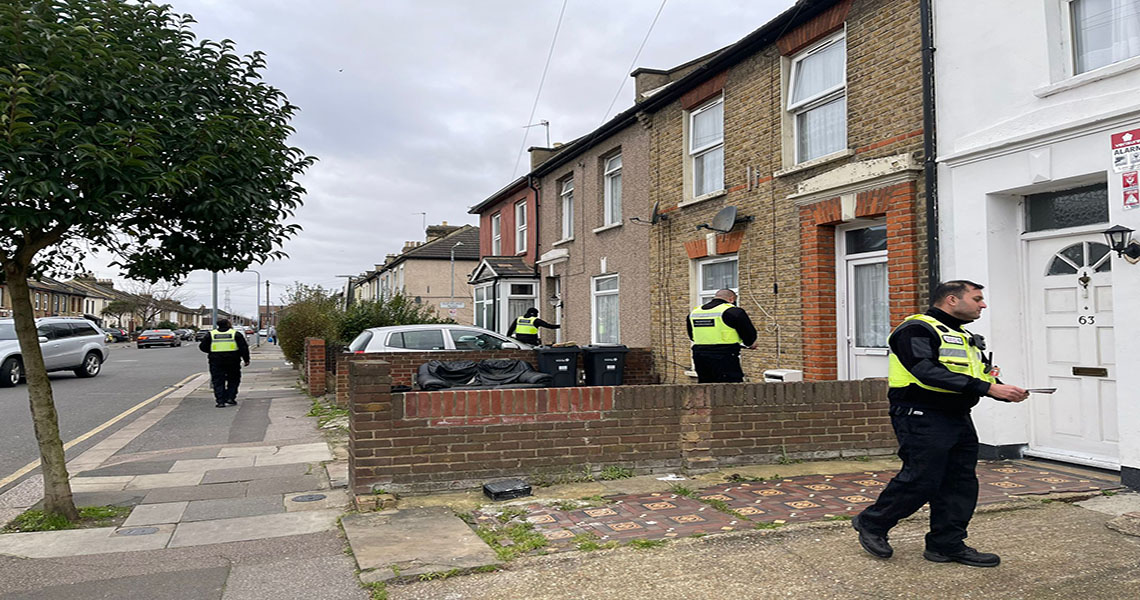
[346,359,895,495]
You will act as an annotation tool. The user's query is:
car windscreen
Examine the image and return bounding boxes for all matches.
[449,329,507,350]
[0,324,15,340]
[348,331,373,352]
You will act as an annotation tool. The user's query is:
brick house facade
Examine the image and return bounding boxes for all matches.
[641,0,927,383]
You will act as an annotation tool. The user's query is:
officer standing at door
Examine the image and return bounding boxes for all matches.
[507,307,560,346]
[198,318,251,408]
[687,288,757,383]
[852,280,1029,567]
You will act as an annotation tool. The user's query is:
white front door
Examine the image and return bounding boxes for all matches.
[838,223,889,379]
[1026,234,1118,469]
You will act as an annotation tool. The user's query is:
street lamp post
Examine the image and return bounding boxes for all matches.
[246,269,261,347]
[450,241,464,300]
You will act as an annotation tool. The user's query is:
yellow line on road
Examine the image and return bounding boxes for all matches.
[0,372,203,489]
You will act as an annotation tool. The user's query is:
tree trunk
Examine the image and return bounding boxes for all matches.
[3,266,78,520]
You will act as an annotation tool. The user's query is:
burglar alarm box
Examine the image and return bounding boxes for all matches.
[763,369,803,382]
[482,478,532,501]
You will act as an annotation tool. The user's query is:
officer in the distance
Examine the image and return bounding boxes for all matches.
[507,307,560,346]
[686,288,757,383]
[198,318,251,408]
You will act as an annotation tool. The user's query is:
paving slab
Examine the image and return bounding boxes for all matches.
[284,489,351,512]
[167,509,341,548]
[123,501,189,526]
[142,482,248,504]
[220,555,367,600]
[1076,491,1140,516]
[216,445,278,458]
[342,507,500,584]
[69,490,147,508]
[199,462,310,484]
[325,463,349,489]
[0,524,174,558]
[168,456,256,473]
[126,472,205,490]
[1,566,229,600]
[181,495,285,522]
[67,475,135,492]
[245,474,327,497]
[75,460,178,478]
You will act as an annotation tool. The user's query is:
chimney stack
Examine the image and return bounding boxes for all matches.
[425,221,461,243]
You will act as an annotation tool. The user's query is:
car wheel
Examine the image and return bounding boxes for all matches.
[74,352,102,378]
[0,357,21,388]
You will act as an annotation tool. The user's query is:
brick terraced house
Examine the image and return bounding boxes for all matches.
[636,0,928,383]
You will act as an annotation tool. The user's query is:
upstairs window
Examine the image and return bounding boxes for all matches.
[515,200,527,253]
[491,213,501,255]
[1071,0,1140,74]
[789,34,847,163]
[689,96,724,197]
[603,154,622,226]
[560,177,574,240]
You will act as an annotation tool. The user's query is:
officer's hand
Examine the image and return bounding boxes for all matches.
[243,360,250,367]
[988,383,1029,402]
[746,343,757,350]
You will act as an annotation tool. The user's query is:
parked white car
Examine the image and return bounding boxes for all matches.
[0,317,110,387]
[347,324,530,353]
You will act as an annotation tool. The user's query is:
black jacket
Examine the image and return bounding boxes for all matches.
[507,316,559,344]
[686,298,758,352]
[888,307,993,413]
[198,328,251,364]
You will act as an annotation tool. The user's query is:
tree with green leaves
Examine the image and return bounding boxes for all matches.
[99,298,137,327]
[0,0,314,519]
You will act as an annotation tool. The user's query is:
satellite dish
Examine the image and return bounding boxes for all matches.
[709,206,737,233]
[650,201,667,224]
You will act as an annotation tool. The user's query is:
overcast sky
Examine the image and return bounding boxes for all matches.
[81,0,796,318]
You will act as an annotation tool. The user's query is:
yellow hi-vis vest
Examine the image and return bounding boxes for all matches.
[689,303,743,345]
[210,329,239,353]
[887,314,997,393]
[515,317,539,336]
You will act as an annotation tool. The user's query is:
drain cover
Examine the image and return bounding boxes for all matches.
[116,527,159,536]
[291,494,327,503]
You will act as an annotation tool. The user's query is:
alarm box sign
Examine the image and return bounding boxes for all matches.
[1111,128,1140,172]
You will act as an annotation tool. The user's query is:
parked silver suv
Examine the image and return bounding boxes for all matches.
[0,317,110,387]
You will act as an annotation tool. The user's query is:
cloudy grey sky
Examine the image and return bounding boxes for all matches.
[82,0,795,317]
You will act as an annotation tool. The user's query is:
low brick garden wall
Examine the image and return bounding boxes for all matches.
[347,359,894,495]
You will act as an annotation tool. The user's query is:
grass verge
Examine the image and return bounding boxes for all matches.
[2,505,132,533]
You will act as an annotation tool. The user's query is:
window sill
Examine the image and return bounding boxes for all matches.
[774,149,855,178]
[552,237,575,247]
[683,370,698,379]
[592,222,622,234]
[1034,56,1140,98]
[678,188,727,209]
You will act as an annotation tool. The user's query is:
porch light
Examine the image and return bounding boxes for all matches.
[1103,224,1140,260]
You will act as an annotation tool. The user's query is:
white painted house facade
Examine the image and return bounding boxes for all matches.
[935,0,1140,488]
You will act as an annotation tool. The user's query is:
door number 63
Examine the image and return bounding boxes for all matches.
[1078,315,1096,325]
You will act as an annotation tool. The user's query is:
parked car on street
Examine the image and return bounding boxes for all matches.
[0,317,110,387]
[194,329,210,342]
[173,329,194,341]
[103,327,129,343]
[257,329,268,338]
[346,324,530,353]
[136,329,181,348]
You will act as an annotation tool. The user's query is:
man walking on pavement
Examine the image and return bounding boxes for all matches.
[687,288,757,383]
[852,280,1029,567]
[506,307,560,346]
[199,318,250,408]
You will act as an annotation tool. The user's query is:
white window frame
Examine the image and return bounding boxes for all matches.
[787,32,847,164]
[688,96,725,198]
[505,280,536,332]
[560,177,574,241]
[591,274,620,345]
[603,153,622,226]
[473,283,493,329]
[696,256,739,306]
[515,200,527,253]
[1064,0,1140,76]
[491,213,501,255]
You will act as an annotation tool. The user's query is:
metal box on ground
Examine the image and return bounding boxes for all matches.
[582,345,630,386]
[482,478,532,501]
[534,346,581,387]
[763,369,803,382]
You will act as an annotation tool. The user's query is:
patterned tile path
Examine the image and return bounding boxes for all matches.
[469,460,1121,552]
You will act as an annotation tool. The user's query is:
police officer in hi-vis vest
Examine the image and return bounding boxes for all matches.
[686,288,757,383]
[198,318,251,408]
[853,280,1029,568]
[506,307,560,346]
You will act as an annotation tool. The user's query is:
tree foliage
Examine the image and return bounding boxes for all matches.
[0,0,315,519]
[337,294,451,344]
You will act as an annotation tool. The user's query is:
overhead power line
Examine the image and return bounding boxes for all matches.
[511,0,569,179]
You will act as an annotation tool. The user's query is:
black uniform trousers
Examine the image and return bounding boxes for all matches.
[857,408,979,552]
[208,359,242,403]
[692,348,744,383]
